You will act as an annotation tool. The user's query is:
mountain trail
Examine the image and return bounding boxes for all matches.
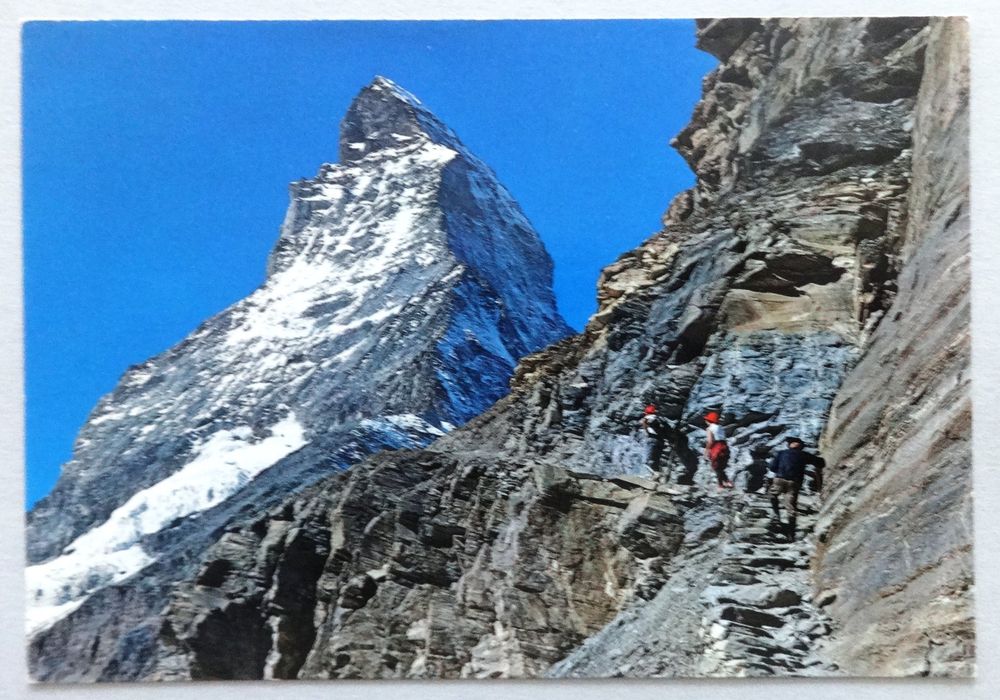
[548,463,837,677]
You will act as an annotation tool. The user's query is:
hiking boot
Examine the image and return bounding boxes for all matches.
[786,518,798,541]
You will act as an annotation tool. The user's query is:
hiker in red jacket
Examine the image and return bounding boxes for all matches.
[704,410,733,489]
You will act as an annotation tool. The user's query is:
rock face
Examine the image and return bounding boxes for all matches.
[25,76,571,681]
[144,17,971,680]
[813,18,973,677]
[154,460,687,679]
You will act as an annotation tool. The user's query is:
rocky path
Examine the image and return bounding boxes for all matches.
[549,469,840,678]
[695,487,838,676]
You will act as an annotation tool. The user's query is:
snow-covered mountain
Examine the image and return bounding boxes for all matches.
[26,76,571,679]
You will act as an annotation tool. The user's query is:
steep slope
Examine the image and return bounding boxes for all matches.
[812,18,973,676]
[26,76,571,681]
[148,17,970,679]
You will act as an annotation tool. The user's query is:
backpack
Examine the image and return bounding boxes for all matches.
[643,414,666,439]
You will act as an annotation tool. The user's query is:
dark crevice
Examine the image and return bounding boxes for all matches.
[672,311,716,364]
[338,574,379,610]
[265,517,332,679]
[665,260,701,293]
[799,141,904,174]
[732,251,847,295]
[195,560,233,588]
[718,64,754,88]
[189,605,270,680]
[944,202,963,229]
[864,16,929,44]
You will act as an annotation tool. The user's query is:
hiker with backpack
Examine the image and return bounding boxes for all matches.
[639,405,669,482]
[767,436,826,540]
[704,410,734,489]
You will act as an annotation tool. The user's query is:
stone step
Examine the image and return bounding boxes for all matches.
[693,475,832,677]
[745,556,805,569]
[710,571,761,586]
[719,605,786,629]
[711,585,802,609]
[724,620,775,639]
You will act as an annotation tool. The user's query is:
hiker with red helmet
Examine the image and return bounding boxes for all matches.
[704,410,733,489]
[639,404,669,482]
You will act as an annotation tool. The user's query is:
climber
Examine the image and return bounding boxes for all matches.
[639,404,668,481]
[767,436,826,540]
[704,411,733,489]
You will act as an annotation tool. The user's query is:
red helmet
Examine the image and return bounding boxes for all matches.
[704,411,720,423]
[644,405,656,415]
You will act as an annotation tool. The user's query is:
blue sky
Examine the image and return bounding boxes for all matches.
[22,20,716,508]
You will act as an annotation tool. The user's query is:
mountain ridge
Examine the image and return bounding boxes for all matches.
[26,76,571,680]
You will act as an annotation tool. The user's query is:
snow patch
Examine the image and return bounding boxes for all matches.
[225,141,458,355]
[384,413,446,436]
[25,543,154,637]
[358,413,451,450]
[90,411,126,426]
[26,413,308,636]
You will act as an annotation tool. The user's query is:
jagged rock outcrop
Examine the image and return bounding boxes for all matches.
[26,76,570,681]
[813,18,973,676]
[146,17,971,680]
[154,460,687,679]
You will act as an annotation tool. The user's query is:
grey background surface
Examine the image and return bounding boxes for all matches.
[1,1,997,698]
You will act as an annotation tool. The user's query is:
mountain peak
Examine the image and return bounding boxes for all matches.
[339,76,461,163]
[366,75,423,106]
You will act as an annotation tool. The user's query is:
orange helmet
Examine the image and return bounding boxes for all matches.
[644,405,656,415]
[704,411,720,423]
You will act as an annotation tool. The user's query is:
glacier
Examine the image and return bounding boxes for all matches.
[26,413,307,635]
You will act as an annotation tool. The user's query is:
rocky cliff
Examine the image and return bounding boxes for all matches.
[813,18,973,676]
[144,17,972,680]
[26,76,571,681]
